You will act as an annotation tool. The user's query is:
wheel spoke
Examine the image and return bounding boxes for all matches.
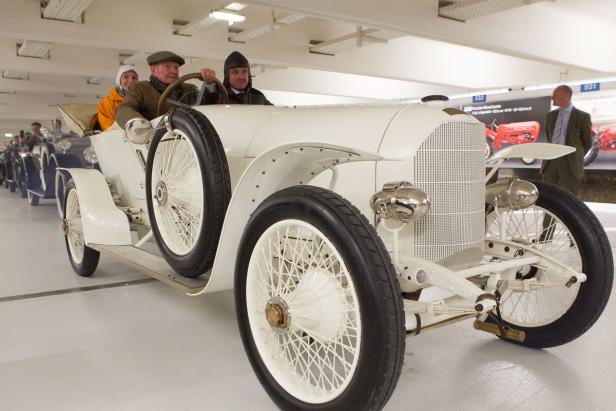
[486,205,581,327]
[245,219,362,403]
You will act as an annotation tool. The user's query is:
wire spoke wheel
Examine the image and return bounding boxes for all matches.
[484,180,613,348]
[247,220,361,403]
[151,129,204,256]
[146,108,231,277]
[65,189,85,264]
[63,180,99,277]
[236,186,404,409]
[486,205,580,327]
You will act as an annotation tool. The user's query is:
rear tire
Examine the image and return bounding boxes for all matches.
[63,180,100,277]
[485,180,613,348]
[236,186,405,410]
[146,108,231,277]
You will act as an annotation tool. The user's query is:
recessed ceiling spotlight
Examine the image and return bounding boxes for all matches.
[225,2,247,11]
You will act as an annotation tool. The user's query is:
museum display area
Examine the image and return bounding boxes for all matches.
[1,1,616,410]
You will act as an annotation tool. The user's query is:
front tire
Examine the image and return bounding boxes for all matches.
[236,186,405,410]
[146,108,231,277]
[63,180,100,277]
[485,180,613,348]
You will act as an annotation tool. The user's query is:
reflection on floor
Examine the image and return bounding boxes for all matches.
[1,189,615,411]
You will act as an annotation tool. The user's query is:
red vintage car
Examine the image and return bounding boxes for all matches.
[598,127,616,151]
[485,120,541,158]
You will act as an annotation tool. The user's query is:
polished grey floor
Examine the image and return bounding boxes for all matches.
[1,188,615,411]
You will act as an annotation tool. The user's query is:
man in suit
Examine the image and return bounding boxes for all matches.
[540,85,592,196]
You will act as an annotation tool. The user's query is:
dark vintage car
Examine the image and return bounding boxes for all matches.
[2,141,22,193]
[21,109,99,206]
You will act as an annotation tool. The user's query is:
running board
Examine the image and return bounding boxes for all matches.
[89,244,210,295]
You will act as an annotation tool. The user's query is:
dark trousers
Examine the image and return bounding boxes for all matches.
[541,157,580,197]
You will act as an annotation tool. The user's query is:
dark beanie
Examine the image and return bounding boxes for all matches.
[223,51,251,89]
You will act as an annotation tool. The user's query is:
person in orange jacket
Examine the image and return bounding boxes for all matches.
[97,65,139,130]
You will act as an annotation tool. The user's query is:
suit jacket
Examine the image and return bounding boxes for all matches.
[540,106,592,178]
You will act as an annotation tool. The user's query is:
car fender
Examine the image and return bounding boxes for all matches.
[489,142,574,162]
[56,167,131,246]
[194,141,382,295]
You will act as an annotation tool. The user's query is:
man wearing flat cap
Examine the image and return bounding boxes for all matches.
[204,51,272,105]
[116,50,217,129]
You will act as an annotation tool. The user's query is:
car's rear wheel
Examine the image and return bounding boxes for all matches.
[485,180,613,348]
[63,180,100,277]
[146,108,231,277]
[236,186,405,410]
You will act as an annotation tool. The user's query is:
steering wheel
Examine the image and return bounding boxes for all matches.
[156,72,229,116]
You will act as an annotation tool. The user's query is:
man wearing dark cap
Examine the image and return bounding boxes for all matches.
[204,51,272,105]
[116,50,217,129]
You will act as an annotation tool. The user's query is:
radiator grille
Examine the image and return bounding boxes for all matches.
[412,121,485,262]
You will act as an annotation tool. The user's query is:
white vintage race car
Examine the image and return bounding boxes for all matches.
[56,76,613,410]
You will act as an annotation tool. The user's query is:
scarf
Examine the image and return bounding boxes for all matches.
[149,75,182,101]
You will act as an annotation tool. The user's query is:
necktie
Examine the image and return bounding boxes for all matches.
[552,110,563,144]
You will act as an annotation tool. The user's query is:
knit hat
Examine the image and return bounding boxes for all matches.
[116,65,137,86]
[223,51,251,89]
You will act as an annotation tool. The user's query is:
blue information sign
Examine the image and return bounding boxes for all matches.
[580,83,600,92]
[472,94,487,103]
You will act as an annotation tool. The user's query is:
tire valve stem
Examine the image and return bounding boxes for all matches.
[565,276,578,288]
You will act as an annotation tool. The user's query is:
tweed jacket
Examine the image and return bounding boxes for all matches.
[116,81,213,129]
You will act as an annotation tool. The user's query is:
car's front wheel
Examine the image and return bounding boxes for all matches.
[236,186,405,410]
[485,180,613,348]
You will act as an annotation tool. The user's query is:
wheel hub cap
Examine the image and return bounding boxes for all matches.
[265,296,289,332]
[290,269,347,342]
[155,181,168,206]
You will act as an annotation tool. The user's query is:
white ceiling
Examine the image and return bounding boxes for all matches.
[1,0,614,135]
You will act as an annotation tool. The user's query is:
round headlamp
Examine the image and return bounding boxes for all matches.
[83,146,97,164]
[370,181,430,224]
[57,139,72,152]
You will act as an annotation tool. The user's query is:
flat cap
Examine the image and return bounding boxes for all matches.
[147,51,185,66]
